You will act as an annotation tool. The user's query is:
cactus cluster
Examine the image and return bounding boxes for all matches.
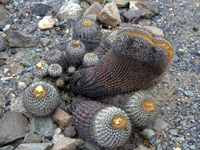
[21,23,174,149]
[70,25,174,98]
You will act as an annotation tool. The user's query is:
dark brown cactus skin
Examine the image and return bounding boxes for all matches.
[71,96,105,143]
[71,96,132,148]
[70,26,174,99]
[93,38,112,58]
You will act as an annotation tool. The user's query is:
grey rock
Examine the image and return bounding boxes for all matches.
[84,14,97,21]
[153,118,168,132]
[5,4,13,10]
[154,139,161,145]
[0,0,10,5]
[84,141,101,150]
[0,111,28,147]
[31,4,51,16]
[174,137,185,142]
[80,1,90,11]
[119,143,137,150]
[16,143,52,150]
[52,133,65,144]
[0,52,8,59]
[83,2,102,17]
[182,143,189,148]
[169,129,178,135]
[143,26,164,37]
[0,59,6,66]
[88,0,106,5]
[0,35,5,51]
[139,129,155,141]
[161,107,168,115]
[161,142,168,150]
[11,93,28,114]
[176,48,186,55]
[23,133,43,143]
[129,0,159,19]
[20,60,32,67]
[196,50,200,56]
[0,145,15,150]
[189,145,195,150]
[182,90,193,97]
[97,1,121,27]
[0,5,7,21]
[7,31,38,48]
[63,126,77,138]
[30,116,54,139]
[0,21,5,30]
[13,1,18,7]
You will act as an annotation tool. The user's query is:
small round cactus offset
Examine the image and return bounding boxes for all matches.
[100,91,160,129]
[72,18,101,52]
[72,96,132,148]
[56,78,65,88]
[23,81,60,116]
[65,40,86,67]
[33,61,48,77]
[68,66,76,74]
[0,35,6,52]
[83,53,99,67]
[125,91,160,129]
[45,49,67,69]
[48,63,62,77]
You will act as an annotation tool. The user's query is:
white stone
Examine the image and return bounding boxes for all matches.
[18,81,27,91]
[57,2,82,21]
[129,1,139,10]
[143,26,164,37]
[106,0,131,7]
[3,24,11,32]
[38,16,55,30]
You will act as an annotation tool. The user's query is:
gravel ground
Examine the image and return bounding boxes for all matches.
[0,0,200,149]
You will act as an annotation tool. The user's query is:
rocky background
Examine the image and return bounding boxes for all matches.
[0,0,199,150]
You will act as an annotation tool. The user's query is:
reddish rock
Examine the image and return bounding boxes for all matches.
[51,137,83,150]
[97,2,121,27]
[122,10,141,23]
[51,108,72,126]
[63,126,77,138]
[83,2,102,17]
